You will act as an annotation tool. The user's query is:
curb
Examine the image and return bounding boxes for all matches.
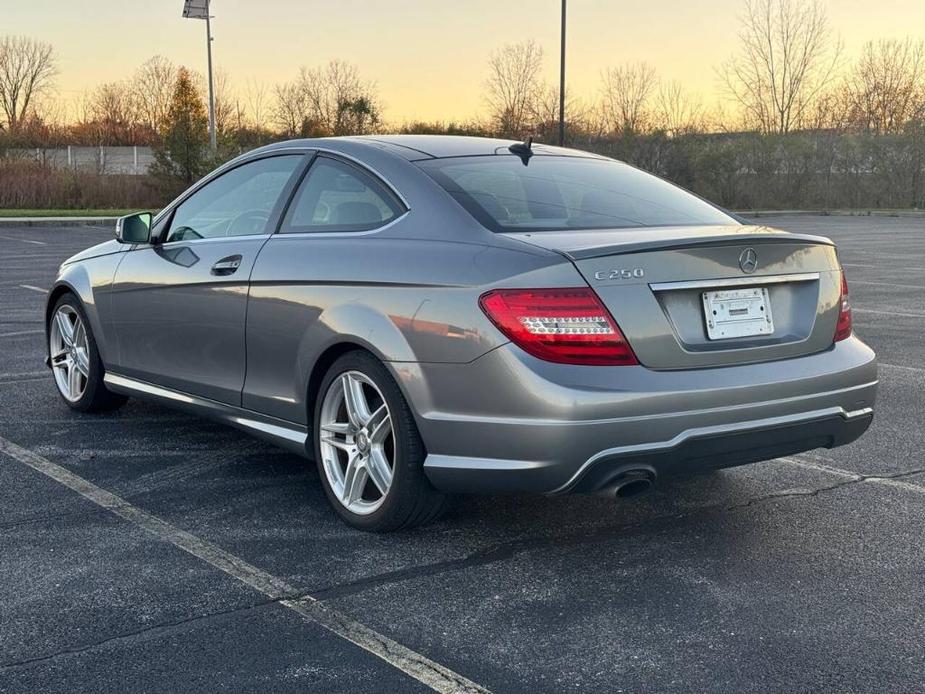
[0,217,118,228]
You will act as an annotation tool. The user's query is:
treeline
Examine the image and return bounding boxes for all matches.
[0,159,162,210]
[2,0,925,211]
[573,130,925,211]
[6,128,920,212]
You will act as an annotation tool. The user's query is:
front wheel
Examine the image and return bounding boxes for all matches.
[313,351,447,532]
[48,294,127,412]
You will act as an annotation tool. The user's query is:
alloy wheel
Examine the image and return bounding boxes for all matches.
[49,305,90,403]
[319,370,395,515]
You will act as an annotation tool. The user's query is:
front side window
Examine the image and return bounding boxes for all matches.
[280,157,403,233]
[164,155,302,242]
[417,155,738,232]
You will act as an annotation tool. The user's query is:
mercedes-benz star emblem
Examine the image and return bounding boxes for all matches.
[739,247,758,274]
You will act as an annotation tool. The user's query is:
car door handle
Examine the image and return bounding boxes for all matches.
[211,255,242,276]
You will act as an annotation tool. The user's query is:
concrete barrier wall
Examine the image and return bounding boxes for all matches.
[10,147,156,175]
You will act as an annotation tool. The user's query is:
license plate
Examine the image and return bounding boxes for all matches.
[702,287,773,340]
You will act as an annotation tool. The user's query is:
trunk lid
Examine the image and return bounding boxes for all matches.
[509,225,842,370]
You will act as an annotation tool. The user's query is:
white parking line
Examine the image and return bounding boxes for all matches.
[0,235,47,246]
[19,285,46,294]
[0,256,63,263]
[852,308,925,319]
[0,371,49,380]
[879,362,925,374]
[0,435,488,694]
[782,456,925,496]
[0,330,43,338]
[849,279,925,291]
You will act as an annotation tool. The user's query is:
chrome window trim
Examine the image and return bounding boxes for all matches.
[149,145,412,244]
[649,272,820,292]
[269,209,410,239]
[154,232,273,249]
[153,145,410,225]
[311,148,410,210]
[276,152,409,236]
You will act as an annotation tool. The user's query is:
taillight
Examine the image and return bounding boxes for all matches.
[834,270,852,342]
[478,288,638,365]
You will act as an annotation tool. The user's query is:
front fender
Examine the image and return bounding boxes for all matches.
[46,255,122,368]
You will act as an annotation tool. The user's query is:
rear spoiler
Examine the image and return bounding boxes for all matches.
[561,232,835,260]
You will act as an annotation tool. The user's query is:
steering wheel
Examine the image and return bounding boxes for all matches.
[315,200,331,223]
[226,209,270,236]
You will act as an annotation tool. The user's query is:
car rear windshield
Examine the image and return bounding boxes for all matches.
[417,155,738,232]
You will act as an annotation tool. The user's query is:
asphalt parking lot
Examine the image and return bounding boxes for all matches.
[1,216,923,693]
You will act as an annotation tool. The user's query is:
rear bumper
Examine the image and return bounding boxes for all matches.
[393,336,877,494]
[554,406,872,494]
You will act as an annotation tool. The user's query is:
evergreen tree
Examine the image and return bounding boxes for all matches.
[151,66,208,185]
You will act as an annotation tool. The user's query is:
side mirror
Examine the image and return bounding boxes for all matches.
[116,212,153,244]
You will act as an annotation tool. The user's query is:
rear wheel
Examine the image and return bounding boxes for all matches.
[48,295,127,412]
[314,351,447,532]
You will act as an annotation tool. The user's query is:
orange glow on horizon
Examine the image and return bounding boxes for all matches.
[4,0,925,124]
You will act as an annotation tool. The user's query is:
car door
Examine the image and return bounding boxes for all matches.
[109,153,306,405]
[242,154,407,422]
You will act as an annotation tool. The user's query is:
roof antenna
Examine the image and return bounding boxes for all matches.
[508,136,534,165]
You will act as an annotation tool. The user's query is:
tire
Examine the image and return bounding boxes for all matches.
[313,350,447,532]
[48,294,127,413]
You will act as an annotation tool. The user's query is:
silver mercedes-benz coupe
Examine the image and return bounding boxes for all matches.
[45,135,876,531]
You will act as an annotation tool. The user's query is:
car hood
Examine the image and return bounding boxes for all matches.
[62,239,126,266]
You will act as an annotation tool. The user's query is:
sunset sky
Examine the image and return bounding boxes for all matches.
[5,0,925,123]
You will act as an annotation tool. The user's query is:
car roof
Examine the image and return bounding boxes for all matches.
[258,134,606,162]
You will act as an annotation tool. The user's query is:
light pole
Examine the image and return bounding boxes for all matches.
[182,0,217,151]
[558,0,567,146]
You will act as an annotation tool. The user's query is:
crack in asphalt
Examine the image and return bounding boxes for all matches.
[0,475,310,531]
[4,595,490,693]
[0,506,108,531]
[0,597,286,671]
[309,465,925,601]
[3,465,923,672]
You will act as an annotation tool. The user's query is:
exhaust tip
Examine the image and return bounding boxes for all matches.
[614,476,653,498]
[599,468,656,499]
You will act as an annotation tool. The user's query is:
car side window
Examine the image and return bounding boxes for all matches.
[280,156,403,233]
[164,155,302,243]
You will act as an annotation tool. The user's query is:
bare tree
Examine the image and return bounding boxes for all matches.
[89,81,140,142]
[272,61,379,137]
[805,87,853,132]
[655,81,704,136]
[245,78,269,129]
[212,68,236,136]
[300,60,380,135]
[533,84,587,134]
[845,39,925,134]
[599,62,657,134]
[719,0,841,134]
[0,35,57,132]
[272,79,308,136]
[484,40,544,136]
[133,55,177,132]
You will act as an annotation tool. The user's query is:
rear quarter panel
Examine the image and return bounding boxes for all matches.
[242,231,578,424]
